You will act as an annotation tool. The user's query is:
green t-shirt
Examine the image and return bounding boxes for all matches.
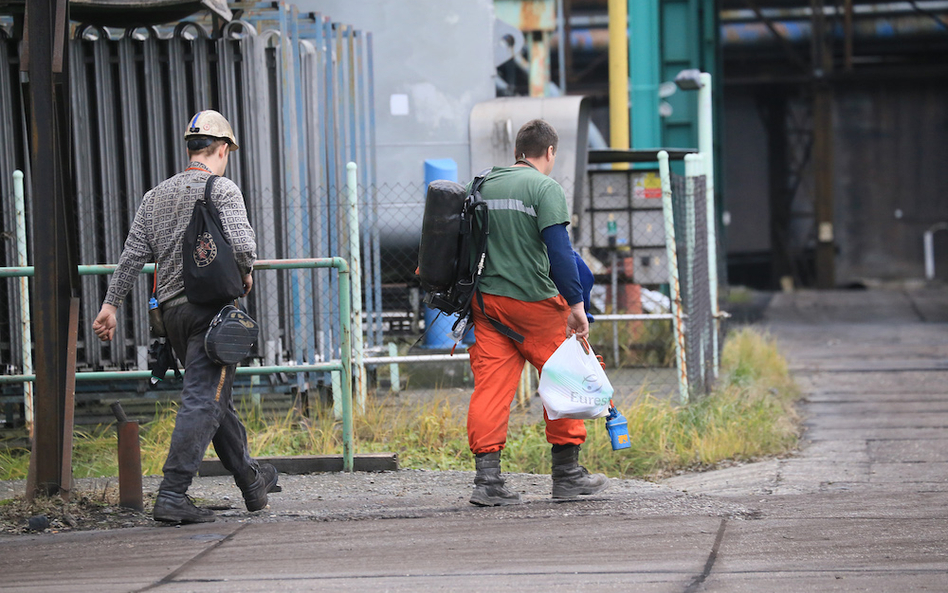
[468,165,570,302]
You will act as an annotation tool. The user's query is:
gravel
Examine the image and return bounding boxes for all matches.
[1,468,756,535]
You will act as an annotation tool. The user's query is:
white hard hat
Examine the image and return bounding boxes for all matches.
[184,110,239,150]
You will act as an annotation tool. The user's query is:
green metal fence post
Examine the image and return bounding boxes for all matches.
[335,257,354,472]
[698,72,720,378]
[346,162,366,413]
[659,151,689,403]
[13,170,33,431]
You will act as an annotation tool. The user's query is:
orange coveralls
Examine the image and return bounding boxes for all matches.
[467,292,587,454]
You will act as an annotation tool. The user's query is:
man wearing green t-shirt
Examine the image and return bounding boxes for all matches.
[467,119,609,506]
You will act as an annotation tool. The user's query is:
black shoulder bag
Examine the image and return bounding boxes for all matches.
[182,175,245,305]
[204,304,259,365]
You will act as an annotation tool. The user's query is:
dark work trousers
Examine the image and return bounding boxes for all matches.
[158,301,255,494]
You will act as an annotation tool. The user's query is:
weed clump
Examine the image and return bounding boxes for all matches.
[1,328,800,481]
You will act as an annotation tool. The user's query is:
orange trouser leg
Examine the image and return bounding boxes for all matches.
[468,293,587,454]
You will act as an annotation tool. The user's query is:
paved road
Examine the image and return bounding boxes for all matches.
[2,287,947,592]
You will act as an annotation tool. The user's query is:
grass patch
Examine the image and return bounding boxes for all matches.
[587,315,676,369]
[725,286,755,305]
[0,327,799,481]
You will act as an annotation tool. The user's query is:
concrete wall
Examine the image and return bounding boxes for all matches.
[722,92,770,255]
[288,0,497,280]
[722,81,948,285]
[289,0,497,188]
[833,82,948,282]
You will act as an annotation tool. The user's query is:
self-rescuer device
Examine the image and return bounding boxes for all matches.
[605,404,631,451]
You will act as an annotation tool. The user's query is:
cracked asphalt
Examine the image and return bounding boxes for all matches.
[2,286,947,592]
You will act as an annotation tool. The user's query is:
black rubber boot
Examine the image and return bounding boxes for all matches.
[470,451,523,507]
[238,462,281,512]
[153,491,216,524]
[551,445,609,499]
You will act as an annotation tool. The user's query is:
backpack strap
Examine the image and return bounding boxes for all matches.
[460,170,525,344]
[451,169,492,321]
[202,175,219,211]
[475,290,525,343]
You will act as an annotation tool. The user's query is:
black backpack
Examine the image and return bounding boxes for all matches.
[417,170,524,343]
[182,175,245,306]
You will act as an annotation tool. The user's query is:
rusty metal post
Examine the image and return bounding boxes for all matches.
[811,0,836,289]
[24,0,79,500]
[495,0,555,97]
[111,403,143,511]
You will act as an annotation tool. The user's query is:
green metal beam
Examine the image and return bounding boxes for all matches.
[660,0,699,152]
[629,0,661,149]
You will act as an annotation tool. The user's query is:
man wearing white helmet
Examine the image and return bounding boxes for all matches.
[92,110,280,524]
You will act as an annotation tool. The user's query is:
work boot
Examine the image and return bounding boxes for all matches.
[551,445,610,499]
[238,462,281,512]
[470,451,523,507]
[153,491,216,524]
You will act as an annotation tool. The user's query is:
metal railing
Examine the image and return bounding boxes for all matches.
[924,223,948,281]
[0,257,358,471]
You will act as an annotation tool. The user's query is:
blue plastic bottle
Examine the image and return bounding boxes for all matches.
[148,296,166,337]
[605,406,631,450]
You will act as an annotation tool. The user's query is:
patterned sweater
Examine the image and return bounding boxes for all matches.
[104,162,257,307]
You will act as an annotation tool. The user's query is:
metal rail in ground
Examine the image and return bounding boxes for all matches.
[0,257,358,472]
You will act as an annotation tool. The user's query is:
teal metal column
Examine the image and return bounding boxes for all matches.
[660,0,699,151]
[629,0,661,149]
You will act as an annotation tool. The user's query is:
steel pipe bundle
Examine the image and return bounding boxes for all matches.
[0,5,377,379]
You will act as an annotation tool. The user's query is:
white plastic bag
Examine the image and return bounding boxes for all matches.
[538,335,614,420]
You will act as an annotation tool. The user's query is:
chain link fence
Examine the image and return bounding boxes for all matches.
[369,168,718,405]
[673,174,716,397]
[2,173,720,412]
[0,15,721,426]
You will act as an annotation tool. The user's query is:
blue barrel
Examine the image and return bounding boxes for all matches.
[424,158,458,188]
[422,158,465,349]
[424,307,464,349]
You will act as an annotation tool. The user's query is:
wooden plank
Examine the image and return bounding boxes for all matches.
[198,453,399,476]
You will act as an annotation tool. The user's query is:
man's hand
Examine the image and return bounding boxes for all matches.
[567,302,589,339]
[241,273,253,297]
[93,304,118,342]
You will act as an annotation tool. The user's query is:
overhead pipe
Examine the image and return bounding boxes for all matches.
[558,13,948,52]
[721,13,948,45]
[567,3,948,26]
[721,1,948,22]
